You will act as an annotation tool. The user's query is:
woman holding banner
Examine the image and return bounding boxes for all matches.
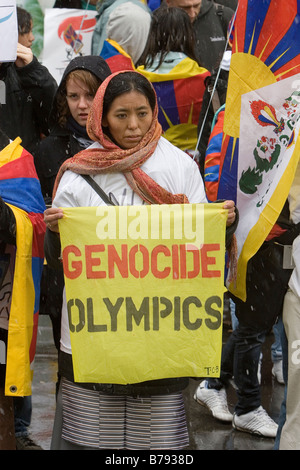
[44,70,236,450]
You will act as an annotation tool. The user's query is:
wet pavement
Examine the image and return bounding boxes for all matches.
[29,314,284,451]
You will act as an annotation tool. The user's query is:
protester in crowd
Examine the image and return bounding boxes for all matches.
[165,0,234,72]
[35,55,111,356]
[43,70,236,450]
[0,128,46,450]
[99,1,151,73]
[0,13,57,157]
[137,6,210,157]
[0,6,56,450]
[278,162,300,450]
[36,55,111,203]
[91,0,150,56]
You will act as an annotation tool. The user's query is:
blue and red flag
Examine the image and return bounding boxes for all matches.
[100,39,135,73]
[137,58,210,151]
[204,106,225,202]
[218,0,300,300]
[0,137,46,396]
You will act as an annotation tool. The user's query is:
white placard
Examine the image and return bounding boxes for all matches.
[0,1,17,62]
[43,8,97,83]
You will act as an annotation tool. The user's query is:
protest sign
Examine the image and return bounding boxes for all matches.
[43,8,97,83]
[0,0,17,63]
[58,203,227,385]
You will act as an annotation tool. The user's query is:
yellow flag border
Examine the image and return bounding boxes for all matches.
[5,205,35,397]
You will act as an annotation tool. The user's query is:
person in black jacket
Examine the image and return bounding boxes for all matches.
[0,43,57,157]
[35,55,111,355]
[165,0,234,72]
[35,55,111,204]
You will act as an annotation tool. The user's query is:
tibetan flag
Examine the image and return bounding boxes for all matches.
[0,137,46,396]
[100,39,135,73]
[218,0,300,300]
[137,58,210,151]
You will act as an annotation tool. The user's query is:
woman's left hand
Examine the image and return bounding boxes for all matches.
[44,207,64,233]
[223,200,236,227]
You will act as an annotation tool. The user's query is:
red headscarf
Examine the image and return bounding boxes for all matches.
[52,71,188,204]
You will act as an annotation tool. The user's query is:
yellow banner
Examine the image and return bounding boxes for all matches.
[58,203,227,385]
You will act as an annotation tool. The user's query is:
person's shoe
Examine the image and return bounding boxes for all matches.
[194,380,233,422]
[16,435,43,450]
[233,406,278,438]
[272,360,284,384]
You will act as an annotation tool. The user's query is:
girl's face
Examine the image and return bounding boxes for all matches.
[66,77,95,127]
[18,20,35,48]
[102,90,153,149]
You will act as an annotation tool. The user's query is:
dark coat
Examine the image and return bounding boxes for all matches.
[35,126,82,204]
[0,57,57,156]
[0,199,15,246]
[214,0,238,10]
[193,0,234,72]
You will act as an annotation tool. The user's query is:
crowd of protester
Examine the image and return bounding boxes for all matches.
[0,0,299,451]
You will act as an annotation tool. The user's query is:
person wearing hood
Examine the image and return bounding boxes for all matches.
[35,55,111,359]
[99,1,151,72]
[35,55,111,203]
[91,0,151,57]
[165,0,235,72]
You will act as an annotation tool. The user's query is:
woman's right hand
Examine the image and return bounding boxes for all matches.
[44,207,64,233]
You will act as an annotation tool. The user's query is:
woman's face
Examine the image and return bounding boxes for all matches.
[102,90,153,149]
[66,77,95,127]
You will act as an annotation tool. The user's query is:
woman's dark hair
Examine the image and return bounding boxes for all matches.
[102,72,156,118]
[17,7,32,35]
[138,6,199,69]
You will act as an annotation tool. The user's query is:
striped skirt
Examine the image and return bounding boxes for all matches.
[55,378,189,450]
